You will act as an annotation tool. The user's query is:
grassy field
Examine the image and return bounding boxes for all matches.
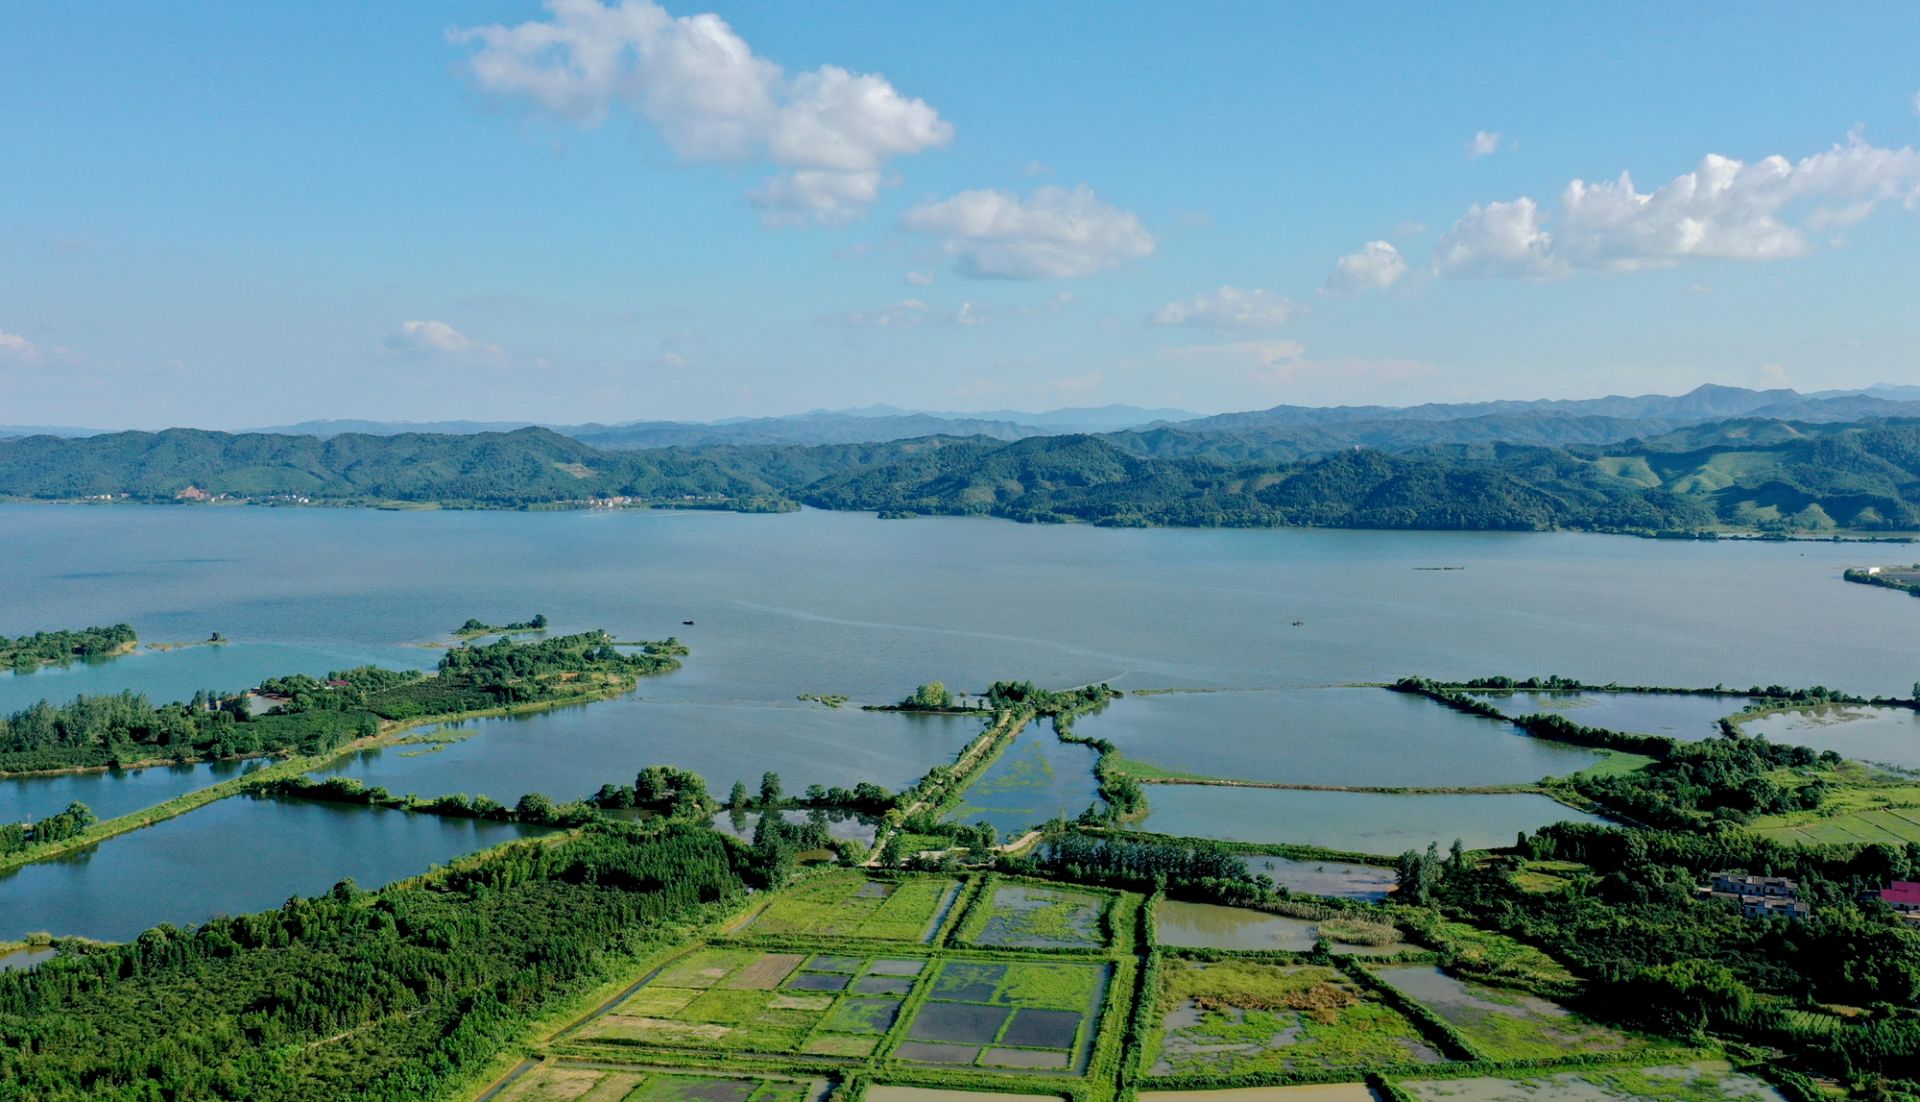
[1748,763,1920,846]
[1144,959,1441,1077]
[735,872,962,943]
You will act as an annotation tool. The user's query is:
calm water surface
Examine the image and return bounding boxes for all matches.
[1,505,1914,936]
[0,794,547,941]
[947,724,1102,839]
[1,756,273,823]
[1131,787,1608,855]
[312,699,979,804]
[1078,689,1601,785]
[1467,690,1744,741]
[1242,854,1396,900]
[1739,705,1920,770]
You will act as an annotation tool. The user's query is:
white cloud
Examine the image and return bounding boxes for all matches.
[1023,160,1054,176]
[1321,241,1409,296]
[1151,286,1302,330]
[1467,130,1502,159]
[949,302,989,326]
[0,328,35,357]
[838,299,931,328]
[904,270,934,286]
[1433,198,1557,279]
[900,185,1154,279]
[1433,131,1920,280]
[453,0,951,224]
[385,320,501,356]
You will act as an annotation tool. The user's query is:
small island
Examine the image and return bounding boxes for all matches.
[453,613,548,639]
[1,623,137,671]
[1844,565,1920,597]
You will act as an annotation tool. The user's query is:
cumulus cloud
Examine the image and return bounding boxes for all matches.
[453,0,951,223]
[900,185,1154,279]
[1433,131,1920,279]
[385,320,501,356]
[1151,286,1301,330]
[1321,241,1409,296]
[0,328,35,356]
[1467,130,1502,159]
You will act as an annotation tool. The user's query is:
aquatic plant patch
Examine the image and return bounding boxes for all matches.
[1370,964,1645,1061]
[969,883,1109,949]
[738,872,963,942]
[1146,959,1444,1078]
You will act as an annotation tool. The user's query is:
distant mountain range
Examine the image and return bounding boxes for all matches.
[13,385,1920,455]
[6,406,1920,535]
[233,404,1194,448]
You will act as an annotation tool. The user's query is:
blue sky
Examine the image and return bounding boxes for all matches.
[3,1,1919,428]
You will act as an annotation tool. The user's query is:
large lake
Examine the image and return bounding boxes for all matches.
[2,504,1914,937]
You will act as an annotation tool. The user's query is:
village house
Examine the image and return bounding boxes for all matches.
[1706,871,1811,920]
[1872,880,1920,922]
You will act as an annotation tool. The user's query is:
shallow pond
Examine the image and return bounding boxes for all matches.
[1,756,275,825]
[1080,689,1601,785]
[1154,899,1401,954]
[0,794,549,941]
[945,726,1101,839]
[1141,1086,1379,1102]
[709,808,881,847]
[1129,787,1607,855]
[1738,705,1920,770]
[311,699,981,805]
[1465,690,1742,741]
[0,944,57,972]
[1241,854,1396,900]
[1401,1062,1786,1102]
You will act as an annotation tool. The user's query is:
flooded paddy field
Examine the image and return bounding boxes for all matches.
[965,883,1110,950]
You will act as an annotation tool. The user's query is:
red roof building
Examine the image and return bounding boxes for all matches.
[1880,881,1920,912]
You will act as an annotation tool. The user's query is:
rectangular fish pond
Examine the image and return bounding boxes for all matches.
[1154,900,1404,955]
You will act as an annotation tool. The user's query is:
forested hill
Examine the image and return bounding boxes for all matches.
[782,418,1920,532]
[0,427,766,507]
[5,418,1920,534]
